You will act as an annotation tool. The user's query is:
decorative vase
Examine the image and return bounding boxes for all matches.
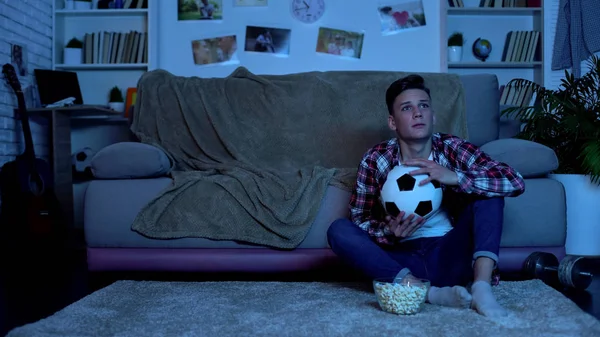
[549,173,600,256]
[108,102,125,113]
[64,0,75,9]
[447,46,463,63]
[74,1,92,9]
[64,48,82,64]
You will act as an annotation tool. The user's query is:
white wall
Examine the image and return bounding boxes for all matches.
[0,0,52,167]
[157,0,444,78]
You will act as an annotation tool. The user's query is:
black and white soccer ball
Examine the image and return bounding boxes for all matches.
[71,147,96,179]
[380,165,443,220]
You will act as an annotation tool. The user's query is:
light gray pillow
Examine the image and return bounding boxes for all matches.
[481,138,558,178]
[91,142,172,179]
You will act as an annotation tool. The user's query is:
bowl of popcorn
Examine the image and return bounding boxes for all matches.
[373,277,430,315]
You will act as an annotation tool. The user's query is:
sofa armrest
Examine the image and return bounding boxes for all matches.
[480,138,558,178]
[90,142,173,179]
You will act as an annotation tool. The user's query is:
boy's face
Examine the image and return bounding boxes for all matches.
[388,89,435,142]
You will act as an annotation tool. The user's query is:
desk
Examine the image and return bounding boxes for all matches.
[19,105,127,227]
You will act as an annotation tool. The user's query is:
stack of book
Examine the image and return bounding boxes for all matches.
[501,30,540,63]
[82,30,147,64]
[499,82,536,106]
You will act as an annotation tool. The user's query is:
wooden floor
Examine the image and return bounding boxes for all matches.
[1,248,599,336]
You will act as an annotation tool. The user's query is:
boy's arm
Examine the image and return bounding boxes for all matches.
[450,139,526,197]
[349,158,398,246]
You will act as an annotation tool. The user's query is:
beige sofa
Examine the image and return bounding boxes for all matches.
[83,69,565,274]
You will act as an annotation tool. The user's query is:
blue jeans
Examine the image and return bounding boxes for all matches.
[327,196,504,287]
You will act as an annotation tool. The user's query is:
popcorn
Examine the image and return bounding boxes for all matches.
[374,282,428,315]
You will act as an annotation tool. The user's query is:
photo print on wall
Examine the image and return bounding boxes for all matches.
[234,0,267,6]
[245,26,291,56]
[316,27,364,59]
[10,42,28,76]
[378,0,426,36]
[179,0,223,20]
[192,35,239,66]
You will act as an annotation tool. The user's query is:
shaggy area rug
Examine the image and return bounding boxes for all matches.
[7,279,600,337]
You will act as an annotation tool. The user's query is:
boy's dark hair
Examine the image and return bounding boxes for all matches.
[385,74,431,115]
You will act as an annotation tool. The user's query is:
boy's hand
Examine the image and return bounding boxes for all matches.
[403,158,459,186]
[385,211,425,238]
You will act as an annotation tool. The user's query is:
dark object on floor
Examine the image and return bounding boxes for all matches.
[523,251,594,290]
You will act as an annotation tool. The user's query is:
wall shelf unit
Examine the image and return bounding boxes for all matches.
[445,0,545,106]
[55,9,149,16]
[447,7,542,15]
[54,63,149,70]
[448,61,543,68]
[51,0,157,106]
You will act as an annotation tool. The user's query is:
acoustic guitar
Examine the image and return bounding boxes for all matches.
[0,63,61,247]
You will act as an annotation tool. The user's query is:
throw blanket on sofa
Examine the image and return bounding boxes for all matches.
[130,67,468,249]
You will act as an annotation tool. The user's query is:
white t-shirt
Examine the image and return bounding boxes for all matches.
[399,153,453,241]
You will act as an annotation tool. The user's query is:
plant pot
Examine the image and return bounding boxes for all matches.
[64,48,82,64]
[549,173,600,256]
[447,46,463,63]
[108,102,125,113]
[74,1,92,10]
[64,0,75,9]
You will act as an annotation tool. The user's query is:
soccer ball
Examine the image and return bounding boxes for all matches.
[71,147,95,179]
[380,165,443,220]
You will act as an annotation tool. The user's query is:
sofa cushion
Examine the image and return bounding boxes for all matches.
[91,142,172,179]
[480,138,558,178]
[459,74,500,146]
[498,105,522,139]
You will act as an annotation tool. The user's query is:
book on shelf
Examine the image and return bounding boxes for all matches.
[447,0,465,7]
[121,0,146,9]
[479,0,533,7]
[83,30,147,64]
[449,0,541,7]
[499,82,536,106]
[501,30,540,63]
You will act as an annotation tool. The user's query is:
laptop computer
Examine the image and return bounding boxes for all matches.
[34,69,84,107]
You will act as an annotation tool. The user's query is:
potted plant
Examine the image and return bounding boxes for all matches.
[74,0,92,10]
[64,38,83,64]
[108,86,125,113]
[501,55,600,256]
[447,32,464,63]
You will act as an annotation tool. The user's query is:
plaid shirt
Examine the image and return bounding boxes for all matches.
[349,133,526,246]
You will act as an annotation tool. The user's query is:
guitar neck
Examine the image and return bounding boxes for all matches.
[15,91,37,160]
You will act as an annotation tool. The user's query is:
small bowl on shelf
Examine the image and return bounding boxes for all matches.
[373,277,430,315]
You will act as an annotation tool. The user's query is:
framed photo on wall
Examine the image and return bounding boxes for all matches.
[316,27,365,59]
[178,0,223,20]
[244,26,291,56]
[378,0,427,36]
[191,35,239,66]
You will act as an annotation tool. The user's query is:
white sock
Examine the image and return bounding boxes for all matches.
[470,280,508,317]
[426,286,472,308]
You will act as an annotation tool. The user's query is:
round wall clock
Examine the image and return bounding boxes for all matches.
[290,0,326,24]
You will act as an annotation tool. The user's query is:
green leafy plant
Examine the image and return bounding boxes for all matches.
[448,32,464,47]
[66,38,83,48]
[501,55,600,184]
[109,86,124,103]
